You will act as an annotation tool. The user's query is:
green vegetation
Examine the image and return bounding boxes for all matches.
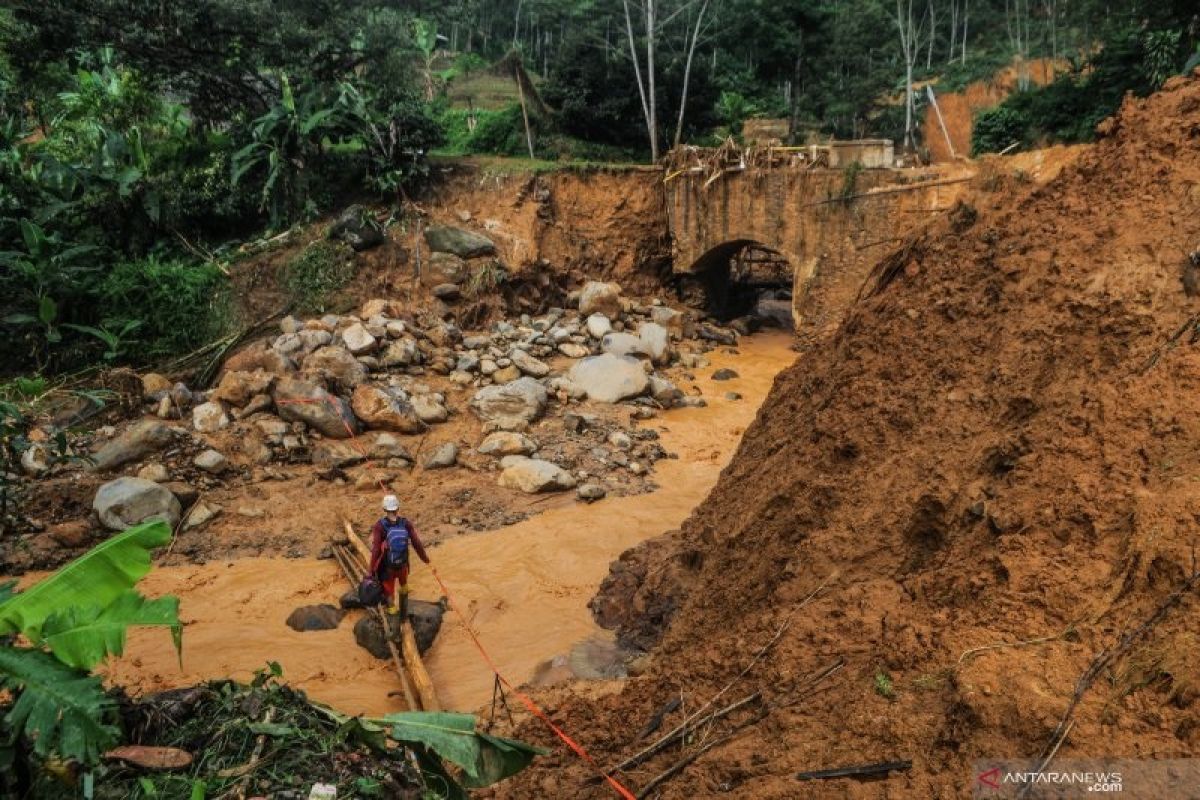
[0,521,181,781]
[284,241,357,315]
[0,524,543,797]
[873,669,896,699]
[972,19,1195,154]
[0,0,1196,375]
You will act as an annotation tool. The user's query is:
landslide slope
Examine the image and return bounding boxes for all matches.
[502,75,1200,798]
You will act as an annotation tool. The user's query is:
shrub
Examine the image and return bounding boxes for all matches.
[284,241,355,314]
[96,256,229,360]
[971,106,1027,156]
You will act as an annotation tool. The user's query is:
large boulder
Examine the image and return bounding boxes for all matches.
[211,370,275,407]
[93,477,181,530]
[411,394,449,423]
[469,377,548,430]
[649,305,685,337]
[192,401,230,433]
[350,385,428,434]
[222,342,295,377]
[637,322,672,365]
[409,599,444,653]
[600,332,645,359]
[340,323,378,355]
[380,338,420,368]
[423,442,458,470]
[424,225,496,259]
[365,432,413,462]
[327,204,384,251]
[90,420,175,471]
[586,313,613,339]
[311,440,367,469]
[301,346,367,394]
[273,377,358,439]
[578,282,622,317]
[426,252,468,285]
[754,291,793,328]
[497,456,577,494]
[567,354,649,403]
[286,604,346,631]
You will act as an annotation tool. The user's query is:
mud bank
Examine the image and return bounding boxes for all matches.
[103,332,796,715]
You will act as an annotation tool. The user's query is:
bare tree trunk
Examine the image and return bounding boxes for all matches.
[895,0,922,151]
[623,0,656,162]
[673,0,709,149]
[646,0,658,161]
[512,0,523,49]
[961,0,968,64]
[788,31,804,144]
[948,0,958,64]
[516,66,536,159]
[926,0,937,70]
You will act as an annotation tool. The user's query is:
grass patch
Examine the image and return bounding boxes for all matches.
[283,240,356,314]
[874,669,896,700]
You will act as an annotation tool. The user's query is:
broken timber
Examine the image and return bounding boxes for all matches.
[333,520,441,711]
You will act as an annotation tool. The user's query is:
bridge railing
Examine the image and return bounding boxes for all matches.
[663,137,897,187]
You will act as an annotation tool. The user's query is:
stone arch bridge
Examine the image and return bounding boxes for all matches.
[663,156,973,332]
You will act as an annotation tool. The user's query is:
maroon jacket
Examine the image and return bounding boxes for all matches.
[369,515,430,574]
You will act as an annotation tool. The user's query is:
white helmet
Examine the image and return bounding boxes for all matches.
[382,494,400,511]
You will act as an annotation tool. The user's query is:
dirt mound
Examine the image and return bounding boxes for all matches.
[498,76,1200,797]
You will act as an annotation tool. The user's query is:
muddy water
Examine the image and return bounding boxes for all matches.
[104,332,796,715]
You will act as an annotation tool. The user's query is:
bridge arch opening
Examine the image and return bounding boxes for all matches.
[677,239,794,326]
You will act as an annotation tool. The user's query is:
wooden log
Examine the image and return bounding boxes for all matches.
[401,620,441,711]
[342,520,374,566]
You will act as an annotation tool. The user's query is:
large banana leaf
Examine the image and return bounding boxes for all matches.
[0,520,170,640]
[379,711,546,789]
[40,590,181,670]
[0,645,118,764]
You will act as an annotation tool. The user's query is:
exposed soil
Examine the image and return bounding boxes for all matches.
[923,57,1064,162]
[490,75,1200,798]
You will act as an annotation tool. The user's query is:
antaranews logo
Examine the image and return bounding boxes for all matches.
[976,766,1002,790]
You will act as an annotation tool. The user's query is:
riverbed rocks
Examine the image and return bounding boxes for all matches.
[423,442,458,470]
[578,281,622,317]
[93,477,182,530]
[327,205,384,252]
[90,420,176,471]
[568,354,649,403]
[469,377,548,429]
[498,456,577,493]
[274,378,358,439]
[286,604,346,632]
[424,224,496,258]
[193,449,229,474]
[350,385,427,434]
[586,313,613,339]
[340,322,378,355]
[302,346,367,393]
[478,431,537,456]
[192,401,230,433]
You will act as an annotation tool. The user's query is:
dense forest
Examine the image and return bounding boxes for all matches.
[0,0,1197,377]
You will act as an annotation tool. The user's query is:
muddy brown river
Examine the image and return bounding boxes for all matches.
[102,333,796,715]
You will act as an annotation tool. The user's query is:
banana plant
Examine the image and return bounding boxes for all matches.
[0,521,181,774]
[0,218,99,358]
[231,74,347,227]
